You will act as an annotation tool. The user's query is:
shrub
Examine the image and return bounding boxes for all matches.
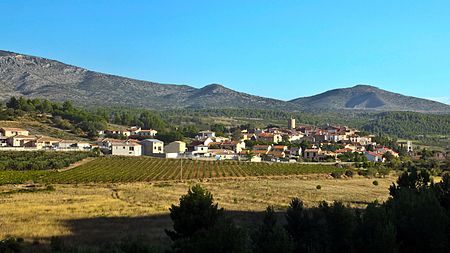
[316,185,322,190]
[331,171,343,179]
[345,170,354,178]
[373,180,379,186]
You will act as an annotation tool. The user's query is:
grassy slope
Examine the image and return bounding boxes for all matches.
[0,117,88,141]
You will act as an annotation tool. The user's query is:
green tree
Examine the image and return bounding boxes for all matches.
[174,218,250,253]
[166,185,223,241]
[386,189,449,253]
[252,206,293,253]
[355,203,397,253]
[389,168,431,197]
[319,202,355,253]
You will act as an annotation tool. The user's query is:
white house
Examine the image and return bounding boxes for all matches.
[192,145,209,156]
[364,151,384,162]
[135,129,158,137]
[112,142,142,156]
[196,130,216,140]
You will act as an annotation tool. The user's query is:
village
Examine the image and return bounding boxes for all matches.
[0,118,411,163]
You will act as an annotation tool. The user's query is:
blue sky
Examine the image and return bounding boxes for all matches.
[2,0,450,103]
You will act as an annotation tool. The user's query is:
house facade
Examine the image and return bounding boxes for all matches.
[0,127,29,137]
[112,142,142,156]
[141,139,164,156]
[135,129,158,137]
[165,141,187,154]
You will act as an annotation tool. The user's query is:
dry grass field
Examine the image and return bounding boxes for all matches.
[0,175,395,248]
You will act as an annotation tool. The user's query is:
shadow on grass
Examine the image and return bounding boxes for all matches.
[32,210,268,250]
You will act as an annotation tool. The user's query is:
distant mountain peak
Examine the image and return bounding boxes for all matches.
[200,83,228,92]
[351,84,379,90]
[290,84,450,113]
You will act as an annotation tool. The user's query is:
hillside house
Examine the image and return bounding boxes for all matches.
[0,127,29,137]
[192,145,209,156]
[112,142,142,156]
[135,129,158,137]
[196,130,216,140]
[97,138,124,149]
[241,133,256,141]
[209,149,238,160]
[251,144,272,156]
[214,136,229,143]
[288,147,302,158]
[266,151,286,159]
[105,129,131,137]
[375,147,399,157]
[57,140,91,150]
[8,135,36,147]
[257,133,282,143]
[141,139,164,156]
[304,148,322,160]
[220,141,243,153]
[128,126,142,135]
[35,136,61,149]
[365,151,384,162]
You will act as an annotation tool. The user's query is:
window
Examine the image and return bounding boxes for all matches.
[129,147,134,151]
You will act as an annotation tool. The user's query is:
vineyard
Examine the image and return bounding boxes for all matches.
[0,151,94,170]
[0,156,346,185]
[43,156,344,183]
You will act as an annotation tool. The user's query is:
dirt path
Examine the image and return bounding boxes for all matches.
[58,157,96,172]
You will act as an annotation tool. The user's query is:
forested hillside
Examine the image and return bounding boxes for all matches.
[362,112,450,138]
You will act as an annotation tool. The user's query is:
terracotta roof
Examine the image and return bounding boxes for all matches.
[336,148,354,153]
[267,151,285,157]
[366,151,383,157]
[252,150,269,155]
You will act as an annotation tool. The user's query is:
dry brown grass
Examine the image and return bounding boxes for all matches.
[0,119,87,141]
[0,175,395,246]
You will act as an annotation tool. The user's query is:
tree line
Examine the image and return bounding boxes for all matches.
[162,168,450,253]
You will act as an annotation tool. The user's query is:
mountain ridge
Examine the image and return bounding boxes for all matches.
[290,84,450,113]
[1,50,449,113]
